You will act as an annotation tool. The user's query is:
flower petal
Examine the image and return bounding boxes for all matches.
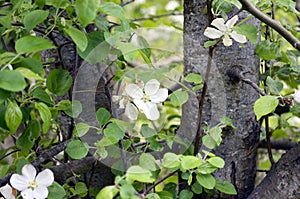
[211,18,227,31]
[143,102,160,120]
[204,27,224,39]
[144,79,160,96]
[133,99,147,113]
[22,164,36,182]
[36,169,54,187]
[33,186,48,199]
[10,174,29,191]
[0,184,15,199]
[125,103,139,120]
[295,89,300,103]
[226,15,238,28]
[125,84,143,99]
[21,189,34,199]
[230,31,247,43]
[223,34,233,46]
[150,88,168,103]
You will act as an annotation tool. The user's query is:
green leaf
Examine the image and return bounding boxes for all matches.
[126,166,155,183]
[120,183,135,199]
[266,76,283,95]
[64,100,82,118]
[141,124,157,138]
[104,122,125,140]
[191,181,203,194]
[146,193,160,199]
[48,182,66,199]
[14,58,44,74]
[224,0,242,8]
[202,135,217,149]
[162,153,181,170]
[96,108,111,126]
[31,87,53,105]
[215,179,237,195]
[207,157,225,168]
[185,73,202,84]
[137,35,151,64]
[45,0,70,8]
[139,153,157,171]
[75,0,100,27]
[74,182,88,197]
[180,155,202,171]
[0,89,10,104]
[46,69,72,96]
[196,174,215,190]
[0,70,26,92]
[220,116,237,130]
[170,90,188,107]
[197,162,218,174]
[15,67,43,80]
[204,40,217,48]
[179,190,193,199]
[99,2,125,19]
[24,10,49,30]
[255,40,281,60]
[96,186,118,199]
[66,140,89,159]
[74,122,90,137]
[254,96,279,120]
[232,24,258,44]
[15,36,55,54]
[5,101,22,134]
[64,26,88,51]
[35,102,51,133]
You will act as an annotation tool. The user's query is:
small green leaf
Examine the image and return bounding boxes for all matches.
[196,173,215,190]
[64,26,88,51]
[120,183,135,199]
[232,24,257,44]
[202,135,217,149]
[180,155,202,171]
[31,87,53,105]
[5,101,22,134]
[204,40,217,48]
[266,76,283,95]
[207,157,225,168]
[0,70,26,92]
[64,100,82,118]
[104,122,125,140]
[162,153,181,170]
[24,10,49,30]
[215,179,237,195]
[74,182,88,197]
[99,2,124,19]
[66,140,89,159]
[139,153,157,171]
[255,40,281,60]
[170,90,188,107]
[179,190,193,199]
[74,122,90,137]
[254,96,279,120]
[96,108,111,126]
[75,0,100,27]
[15,67,43,80]
[141,124,157,138]
[126,166,155,183]
[46,69,72,96]
[146,193,160,199]
[185,73,202,84]
[35,102,51,133]
[15,36,55,54]
[48,182,66,199]
[220,116,237,130]
[191,181,203,194]
[45,0,70,8]
[96,186,118,199]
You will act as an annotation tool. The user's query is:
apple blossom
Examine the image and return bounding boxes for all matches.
[204,15,247,46]
[10,164,54,199]
[295,88,300,103]
[124,79,168,120]
[0,184,15,199]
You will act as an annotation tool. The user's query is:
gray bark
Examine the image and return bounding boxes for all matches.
[181,1,260,198]
[247,144,300,199]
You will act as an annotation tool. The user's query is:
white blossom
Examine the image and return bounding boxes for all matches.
[204,15,247,46]
[295,88,300,103]
[0,184,15,199]
[124,79,168,120]
[10,164,54,199]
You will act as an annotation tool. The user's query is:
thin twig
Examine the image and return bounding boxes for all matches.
[264,116,275,165]
[0,149,21,161]
[144,171,178,194]
[132,13,183,22]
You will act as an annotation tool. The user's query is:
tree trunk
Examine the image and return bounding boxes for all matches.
[181,1,260,198]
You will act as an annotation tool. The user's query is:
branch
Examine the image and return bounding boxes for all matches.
[132,12,183,22]
[258,139,298,150]
[239,0,300,51]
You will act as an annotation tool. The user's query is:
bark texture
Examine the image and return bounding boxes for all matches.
[181,1,260,198]
[247,144,300,199]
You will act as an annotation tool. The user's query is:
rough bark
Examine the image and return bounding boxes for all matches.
[181,1,260,198]
[247,144,300,199]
